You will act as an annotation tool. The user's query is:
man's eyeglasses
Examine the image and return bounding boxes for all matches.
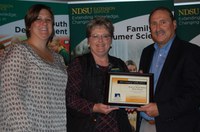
[90,34,111,41]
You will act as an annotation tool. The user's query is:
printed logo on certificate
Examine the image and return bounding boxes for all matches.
[105,72,153,108]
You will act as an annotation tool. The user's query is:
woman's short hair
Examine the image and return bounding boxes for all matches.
[86,17,114,38]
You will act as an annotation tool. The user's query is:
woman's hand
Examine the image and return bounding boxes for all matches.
[93,103,119,114]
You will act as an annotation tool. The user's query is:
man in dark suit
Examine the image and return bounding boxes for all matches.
[137,6,200,132]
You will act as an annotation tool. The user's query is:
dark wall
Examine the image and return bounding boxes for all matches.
[67,0,200,2]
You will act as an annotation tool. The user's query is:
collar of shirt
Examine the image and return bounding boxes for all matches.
[154,35,175,54]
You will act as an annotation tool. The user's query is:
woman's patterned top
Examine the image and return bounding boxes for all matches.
[0,43,68,132]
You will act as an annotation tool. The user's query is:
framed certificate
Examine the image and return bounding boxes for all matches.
[105,72,153,108]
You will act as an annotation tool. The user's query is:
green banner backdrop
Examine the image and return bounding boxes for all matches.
[68,0,174,67]
[1,1,199,66]
[175,2,200,46]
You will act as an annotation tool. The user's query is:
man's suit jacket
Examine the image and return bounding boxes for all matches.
[139,36,200,132]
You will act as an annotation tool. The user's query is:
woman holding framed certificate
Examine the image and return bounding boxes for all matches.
[66,17,132,132]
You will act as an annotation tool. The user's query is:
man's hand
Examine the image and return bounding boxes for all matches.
[137,103,159,117]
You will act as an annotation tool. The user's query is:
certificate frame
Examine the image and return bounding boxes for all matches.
[105,72,153,108]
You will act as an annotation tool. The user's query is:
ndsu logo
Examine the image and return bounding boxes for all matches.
[71,8,92,15]
[178,8,199,16]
